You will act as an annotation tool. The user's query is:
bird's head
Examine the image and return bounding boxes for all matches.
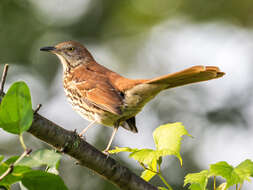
[40,41,94,71]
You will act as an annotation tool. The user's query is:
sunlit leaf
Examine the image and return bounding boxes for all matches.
[184,170,209,190]
[0,81,33,134]
[210,161,240,188]
[141,169,157,181]
[108,147,138,154]
[129,149,157,165]
[141,158,157,181]
[110,147,159,167]
[234,159,253,182]
[153,122,191,165]
[21,170,68,190]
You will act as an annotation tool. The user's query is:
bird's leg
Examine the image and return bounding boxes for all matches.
[79,120,96,137]
[102,124,119,155]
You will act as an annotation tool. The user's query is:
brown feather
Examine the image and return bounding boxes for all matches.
[145,65,225,89]
[66,63,124,115]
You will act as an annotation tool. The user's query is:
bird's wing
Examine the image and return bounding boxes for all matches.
[70,65,124,115]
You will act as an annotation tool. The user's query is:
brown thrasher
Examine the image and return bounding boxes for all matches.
[40,41,225,153]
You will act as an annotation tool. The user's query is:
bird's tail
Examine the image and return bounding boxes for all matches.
[145,65,225,89]
[123,65,225,121]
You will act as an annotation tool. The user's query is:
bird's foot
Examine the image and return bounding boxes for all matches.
[102,149,110,158]
[78,131,86,140]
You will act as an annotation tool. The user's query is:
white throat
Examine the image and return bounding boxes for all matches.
[56,54,69,72]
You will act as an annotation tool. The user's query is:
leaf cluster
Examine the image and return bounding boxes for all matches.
[0,82,68,190]
[109,122,191,189]
[184,159,253,190]
[0,150,66,190]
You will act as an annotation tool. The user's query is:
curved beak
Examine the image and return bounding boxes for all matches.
[40,46,56,52]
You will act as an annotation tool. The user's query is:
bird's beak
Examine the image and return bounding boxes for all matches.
[40,46,57,52]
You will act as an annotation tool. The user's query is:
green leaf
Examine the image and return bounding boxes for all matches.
[0,81,33,134]
[153,122,191,165]
[141,169,157,181]
[210,161,240,188]
[141,158,158,181]
[0,155,4,163]
[184,170,209,190]
[110,147,159,168]
[108,147,138,154]
[129,149,157,166]
[234,159,253,182]
[21,170,68,190]
[109,147,160,174]
[4,156,19,165]
[0,164,31,187]
[18,149,61,169]
[209,159,253,189]
[0,155,31,187]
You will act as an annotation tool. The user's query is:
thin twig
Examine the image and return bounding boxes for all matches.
[238,183,243,190]
[0,149,32,181]
[0,64,9,95]
[0,165,14,181]
[34,104,42,115]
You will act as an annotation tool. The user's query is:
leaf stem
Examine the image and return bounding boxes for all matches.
[214,176,216,190]
[19,134,27,151]
[0,64,9,96]
[236,184,238,190]
[0,149,32,181]
[158,173,173,190]
[139,162,159,174]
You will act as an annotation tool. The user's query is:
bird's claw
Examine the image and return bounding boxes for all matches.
[102,150,110,158]
[78,132,86,140]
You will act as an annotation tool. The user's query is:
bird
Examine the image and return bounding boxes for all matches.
[40,41,225,154]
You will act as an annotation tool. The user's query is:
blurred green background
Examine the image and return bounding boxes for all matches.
[1,0,253,189]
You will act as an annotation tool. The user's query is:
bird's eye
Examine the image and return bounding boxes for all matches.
[67,47,75,51]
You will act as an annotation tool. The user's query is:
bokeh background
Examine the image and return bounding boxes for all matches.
[1,0,253,189]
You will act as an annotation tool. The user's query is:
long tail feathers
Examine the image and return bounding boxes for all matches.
[145,66,225,89]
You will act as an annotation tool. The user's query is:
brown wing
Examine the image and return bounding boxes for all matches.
[70,63,124,115]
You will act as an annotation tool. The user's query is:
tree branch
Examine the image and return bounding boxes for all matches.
[0,65,157,190]
[29,113,157,190]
